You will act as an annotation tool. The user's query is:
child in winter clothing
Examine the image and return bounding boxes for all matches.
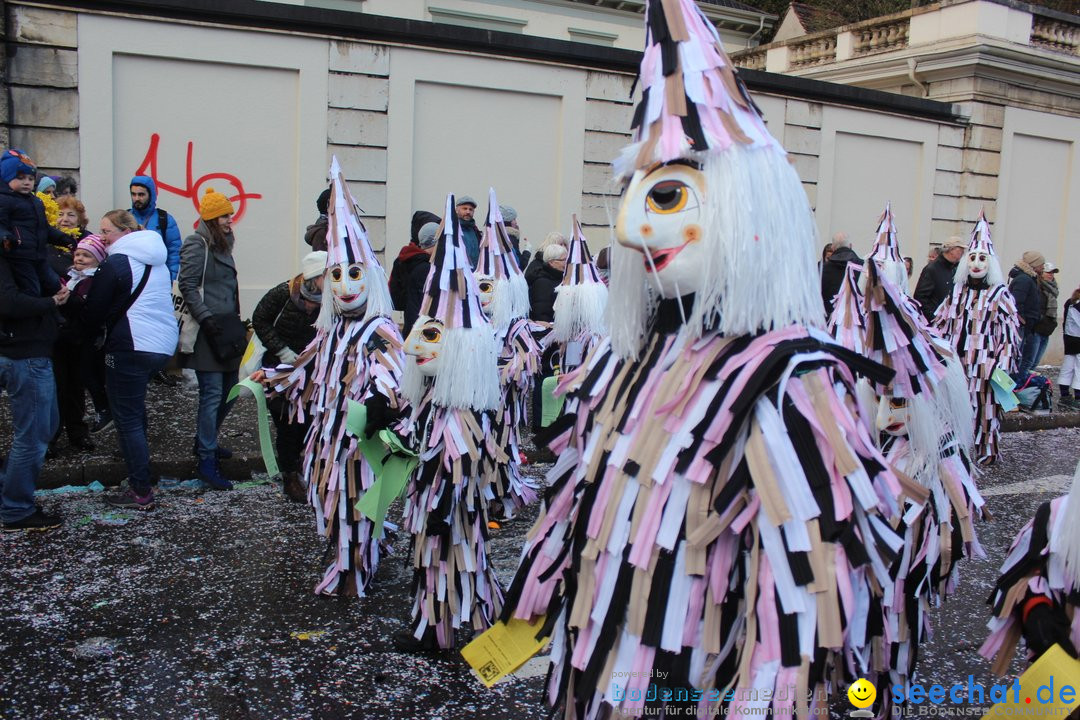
[0,149,65,297]
[1059,286,1080,409]
[56,235,110,445]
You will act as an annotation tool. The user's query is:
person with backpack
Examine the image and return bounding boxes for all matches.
[129,176,181,280]
[81,211,177,510]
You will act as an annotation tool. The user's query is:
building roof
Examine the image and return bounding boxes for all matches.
[788,2,846,34]
[700,0,771,14]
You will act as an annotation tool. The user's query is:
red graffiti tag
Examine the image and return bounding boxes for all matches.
[134,133,263,228]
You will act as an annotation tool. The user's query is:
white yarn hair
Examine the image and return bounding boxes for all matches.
[607,145,823,359]
[431,324,502,411]
[1050,460,1080,591]
[898,392,943,487]
[552,282,609,344]
[401,354,429,407]
[954,251,1004,288]
[314,262,395,332]
[488,274,530,332]
[937,350,976,457]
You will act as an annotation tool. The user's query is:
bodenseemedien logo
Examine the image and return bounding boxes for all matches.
[848,678,876,718]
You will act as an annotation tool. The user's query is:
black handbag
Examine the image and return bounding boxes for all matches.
[206,312,247,363]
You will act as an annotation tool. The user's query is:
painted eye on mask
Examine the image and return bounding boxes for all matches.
[478,280,494,294]
[348,266,362,281]
[331,267,343,282]
[646,180,691,214]
[889,398,908,410]
[421,325,442,343]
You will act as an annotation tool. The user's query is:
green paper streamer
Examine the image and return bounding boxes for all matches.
[228,378,280,477]
[541,375,564,427]
[346,399,419,540]
[990,367,1019,411]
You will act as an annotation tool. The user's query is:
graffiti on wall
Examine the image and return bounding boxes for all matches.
[134,133,263,226]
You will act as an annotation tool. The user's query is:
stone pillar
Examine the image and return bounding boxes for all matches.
[6,5,79,181]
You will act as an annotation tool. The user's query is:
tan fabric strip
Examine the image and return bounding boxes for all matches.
[745,423,792,526]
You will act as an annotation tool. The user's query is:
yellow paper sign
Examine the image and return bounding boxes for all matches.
[983,644,1080,719]
[461,616,549,688]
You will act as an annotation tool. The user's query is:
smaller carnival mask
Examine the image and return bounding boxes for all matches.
[404,318,444,376]
[967,251,989,280]
[329,262,368,313]
[475,274,495,317]
[876,395,910,437]
[615,162,706,297]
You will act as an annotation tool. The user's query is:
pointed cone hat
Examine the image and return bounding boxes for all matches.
[968,209,995,256]
[607,0,821,357]
[867,202,910,295]
[827,262,867,356]
[956,208,1005,286]
[476,187,529,330]
[615,0,781,179]
[552,215,608,343]
[420,193,490,331]
[317,156,393,329]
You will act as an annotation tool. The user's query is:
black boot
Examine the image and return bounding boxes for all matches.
[282,472,306,503]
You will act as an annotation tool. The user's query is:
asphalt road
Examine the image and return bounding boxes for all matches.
[1,428,1077,720]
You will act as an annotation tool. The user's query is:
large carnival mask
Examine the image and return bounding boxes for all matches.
[615,161,706,297]
[475,274,495,317]
[404,318,444,376]
[967,251,989,280]
[329,261,368,313]
[876,395,910,437]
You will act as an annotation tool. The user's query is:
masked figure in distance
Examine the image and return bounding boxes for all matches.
[546,215,608,376]
[396,193,505,651]
[474,188,541,522]
[933,212,1020,466]
[260,157,404,597]
[982,459,1080,673]
[497,2,908,717]
[844,205,986,711]
[826,260,867,356]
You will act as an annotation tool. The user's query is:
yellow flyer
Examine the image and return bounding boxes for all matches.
[983,644,1080,719]
[461,616,548,688]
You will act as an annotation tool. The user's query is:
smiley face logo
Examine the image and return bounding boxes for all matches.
[847,678,876,709]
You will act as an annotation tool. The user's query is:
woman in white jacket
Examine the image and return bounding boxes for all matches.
[82,210,178,510]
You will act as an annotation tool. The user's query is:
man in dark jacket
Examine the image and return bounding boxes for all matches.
[304,188,331,252]
[913,235,966,320]
[0,252,67,531]
[456,195,481,268]
[820,232,862,319]
[528,244,567,323]
[1011,250,1046,376]
[389,210,440,314]
[400,222,439,337]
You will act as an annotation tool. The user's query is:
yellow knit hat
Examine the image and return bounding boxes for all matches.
[199,187,235,221]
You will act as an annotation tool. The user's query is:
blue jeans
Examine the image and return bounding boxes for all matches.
[1018,328,1042,377]
[0,356,58,523]
[105,351,170,494]
[195,370,238,461]
[1032,333,1050,369]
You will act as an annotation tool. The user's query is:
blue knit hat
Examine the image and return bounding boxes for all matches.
[0,149,36,183]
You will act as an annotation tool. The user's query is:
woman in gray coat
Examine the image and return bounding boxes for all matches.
[178,188,241,490]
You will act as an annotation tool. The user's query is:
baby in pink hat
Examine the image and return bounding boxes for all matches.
[67,234,106,297]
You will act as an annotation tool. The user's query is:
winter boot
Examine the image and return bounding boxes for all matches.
[282,471,306,504]
[198,457,233,491]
